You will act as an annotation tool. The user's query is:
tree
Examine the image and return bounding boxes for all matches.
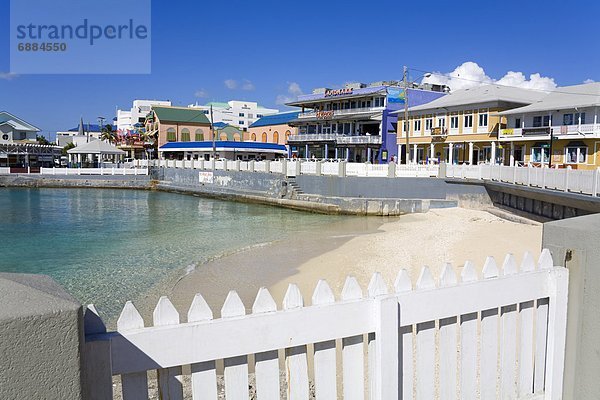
[62,142,75,155]
[36,135,50,145]
[100,124,117,144]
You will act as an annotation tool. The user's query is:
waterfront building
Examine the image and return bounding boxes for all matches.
[56,123,104,147]
[159,141,287,161]
[188,100,279,131]
[245,111,299,151]
[145,106,212,148]
[0,111,59,169]
[498,82,600,169]
[212,123,245,141]
[116,99,172,132]
[395,85,544,165]
[285,82,446,162]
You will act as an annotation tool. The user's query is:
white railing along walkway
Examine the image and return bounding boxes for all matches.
[38,167,149,176]
[446,164,600,196]
[84,250,568,400]
[146,158,440,179]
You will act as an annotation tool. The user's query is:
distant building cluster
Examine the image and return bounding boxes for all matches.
[6,78,600,169]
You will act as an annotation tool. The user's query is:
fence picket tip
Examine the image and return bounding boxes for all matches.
[482,256,499,279]
[538,248,554,269]
[394,269,412,293]
[341,276,363,300]
[117,301,145,331]
[221,290,246,318]
[461,260,478,283]
[283,284,304,310]
[440,262,457,287]
[188,293,213,322]
[312,279,335,305]
[521,251,536,272]
[367,272,388,297]
[416,266,436,290]
[502,253,518,276]
[153,296,180,326]
[84,304,106,335]
[252,287,277,313]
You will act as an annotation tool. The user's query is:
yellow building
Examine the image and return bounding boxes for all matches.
[395,85,544,164]
[499,82,600,170]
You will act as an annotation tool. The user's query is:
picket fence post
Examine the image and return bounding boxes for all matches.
[564,166,571,192]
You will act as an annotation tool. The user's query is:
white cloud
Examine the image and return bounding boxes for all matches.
[0,72,18,80]
[241,79,255,91]
[583,78,595,84]
[421,61,557,92]
[276,82,304,105]
[224,79,237,89]
[194,89,208,98]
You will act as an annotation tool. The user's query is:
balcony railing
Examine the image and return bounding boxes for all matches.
[297,106,385,119]
[500,124,599,138]
[288,134,382,145]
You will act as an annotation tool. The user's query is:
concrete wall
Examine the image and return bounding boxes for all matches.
[0,174,151,189]
[0,273,84,399]
[542,214,600,400]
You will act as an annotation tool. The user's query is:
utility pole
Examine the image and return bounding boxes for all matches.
[210,105,215,169]
[403,66,410,164]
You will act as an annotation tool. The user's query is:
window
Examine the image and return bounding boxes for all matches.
[256,114,263,118]
[166,128,176,142]
[576,112,586,124]
[565,146,587,164]
[414,119,421,132]
[239,113,244,117]
[531,146,550,163]
[563,114,574,126]
[437,117,446,128]
[195,129,204,141]
[233,133,241,142]
[425,118,433,130]
[464,114,473,128]
[262,132,268,143]
[248,114,253,119]
[202,110,209,114]
[180,128,190,142]
[285,130,291,142]
[219,132,228,141]
[450,116,459,129]
[533,116,543,127]
[515,118,521,128]
[544,116,550,126]
[478,113,488,127]
[273,132,279,143]
[251,133,256,141]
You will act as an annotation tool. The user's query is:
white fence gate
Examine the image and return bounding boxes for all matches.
[84,250,568,399]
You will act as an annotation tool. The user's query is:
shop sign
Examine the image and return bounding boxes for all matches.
[324,88,353,97]
[501,129,514,136]
[316,111,334,120]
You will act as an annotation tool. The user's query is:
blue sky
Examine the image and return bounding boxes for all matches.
[1,0,599,139]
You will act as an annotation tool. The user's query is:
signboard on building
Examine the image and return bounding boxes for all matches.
[387,88,406,104]
[501,129,514,136]
[199,171,213,184]
[316,111,334,120]
[324,88,353,97]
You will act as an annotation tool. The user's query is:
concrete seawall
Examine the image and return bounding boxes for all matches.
[0,174,151,190]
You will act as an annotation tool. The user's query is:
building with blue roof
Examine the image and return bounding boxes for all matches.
[159,140,288,161]
[246,111,299,150]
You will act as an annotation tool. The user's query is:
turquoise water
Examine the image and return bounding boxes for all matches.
[0,188,354,318]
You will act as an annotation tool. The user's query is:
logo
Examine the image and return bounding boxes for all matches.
[324,88,353,97]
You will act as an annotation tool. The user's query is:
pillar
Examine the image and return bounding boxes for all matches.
[448,143,453,165]
[335,147,339,159]
[367,147,372,163]
[345,148,349,161]
[324,143,329,159]
[430,143,435,163]
[491,141,496,165]
[510,142,515,166]
[412,144,418,164]
[468,142,474,165]
[305,144,309,159]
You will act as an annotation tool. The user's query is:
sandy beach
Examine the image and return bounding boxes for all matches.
[144,207,542,321]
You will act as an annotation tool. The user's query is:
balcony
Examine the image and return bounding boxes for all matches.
[297,106,385,119]
[500,124,600,139]
[288,134,382,145]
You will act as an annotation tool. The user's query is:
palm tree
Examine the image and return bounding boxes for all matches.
[100,124,116,144]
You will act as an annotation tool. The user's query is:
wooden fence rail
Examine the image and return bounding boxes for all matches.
[84,250,568,399]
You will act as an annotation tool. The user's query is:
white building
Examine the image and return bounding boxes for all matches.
[188,100,278,131]
[117,99,172,132]
[56,123,105,147]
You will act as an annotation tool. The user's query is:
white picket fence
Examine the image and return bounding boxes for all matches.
[83,250,568,400]
[141,159,439,178]
[447,164,600,196]
[38,167,149,176]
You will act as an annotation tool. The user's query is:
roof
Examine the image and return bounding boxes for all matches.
[499,82,600,115]
[213,122,228,128]
[68,124,106,132]
[287,86,388,106]
[395,85,545,114]
[152,106,211,124]
[0,111,41,132]
[249,112,300,128]
[67,140,126,155]
[159,141,287,153]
